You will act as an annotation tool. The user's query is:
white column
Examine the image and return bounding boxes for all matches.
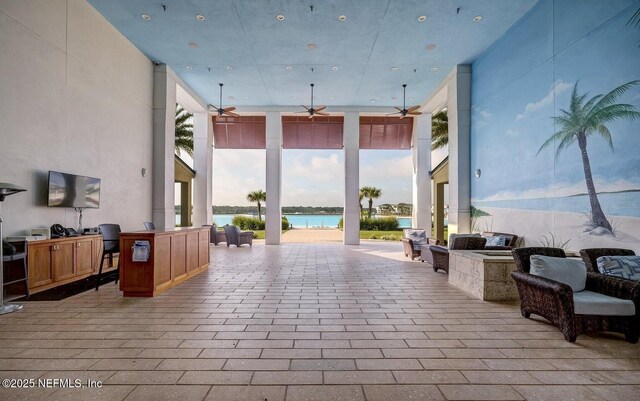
[447,65,472,234]
[412,113,432,231]
[192,112,213,226]
[343,112,360,245]
[152,64,176,231]
[265,112,282,245]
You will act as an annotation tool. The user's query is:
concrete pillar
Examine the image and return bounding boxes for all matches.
[343,112,360,245]
[435,182,446,242]
[412,114,432,231]
[447,65,472,234]
[265,112,282,245]
[192,112,213,226]
[152,64,176,231]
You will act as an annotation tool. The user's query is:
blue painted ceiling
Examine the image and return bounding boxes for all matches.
[88,0,538,107]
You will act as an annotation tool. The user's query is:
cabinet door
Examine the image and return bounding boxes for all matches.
[93,237,103,272]
[28,243,54,288]
[52,242,75,281]
[75,239,94,275]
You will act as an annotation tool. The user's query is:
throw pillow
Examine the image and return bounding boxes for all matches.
[405,230,427,249]
[596,256,640,281]
[485,235,507,247]
[530,255,587,292]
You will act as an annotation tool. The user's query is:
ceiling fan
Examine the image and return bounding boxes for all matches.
[298,83,328,119]
[387,84,422,119]
[209,83,239,117]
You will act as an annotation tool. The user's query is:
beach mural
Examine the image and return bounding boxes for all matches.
[470,0,640,252]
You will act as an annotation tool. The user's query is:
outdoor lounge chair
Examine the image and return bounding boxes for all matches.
[428,235,488,273]
[208,224,227,245]
[223,225,253,247]
[579,248,637,273]
[511,247,639,343]
[402,228,439,260]
[481,231,519,248]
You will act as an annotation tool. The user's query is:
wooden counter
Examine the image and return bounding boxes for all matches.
[119,227,210,297]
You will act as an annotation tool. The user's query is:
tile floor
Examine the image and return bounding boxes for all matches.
[0,241,638,401]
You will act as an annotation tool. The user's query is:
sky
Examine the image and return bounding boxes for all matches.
[212,149,416,207]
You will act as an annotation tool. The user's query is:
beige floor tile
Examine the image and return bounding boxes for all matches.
[363,384,445,401]
[394,370,468,384]
[286,385,364,401]
[251,371,323,385]
[324,370,395,384]
[156,359,225,370]
[513,384,604,401]
[106,370,183,384]
[204,385,286,401]
[124,385,209,401]
[179,371,252,385]
[461,371,541,384]
[438,384,524,400]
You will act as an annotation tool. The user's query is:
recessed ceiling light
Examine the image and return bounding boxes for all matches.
[369,99,377,103]
[244,96,249,100]
[473,15,482,22]
[185,65,192,70]
[431,67,438,72]
[418,15,427,22]
[391,96,397,100]
[228,96,235,100]
[189,42,198,48]
[426,43,436,50]
[286,65,293,70]
[195,14,205,21]
[307,43,317,49]
[409,97,415,101]
[391,66,398,71]
[141,14,151,20]
[226,65,233,70]
[338,15,347,21]
[331,66,340,71]
[276,14,285,21]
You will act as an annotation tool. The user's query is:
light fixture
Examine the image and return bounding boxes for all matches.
[0,183,27,315]
[189,42,198,48]
[141,168,147,177]
[276,14,285,21]
[473,15,482,22]
[475,169,482,178]
[228,96,235,100]
[391,66,398,71]
[307,43,317,49]
[408,97,414,101]
[244,96,249,100]
[141,14,151,20]
[391,96,397,100]
[426,44,436,50]
[369,98,377,103]
[430,67,438,72]
[331,66,339,71]
[186,65,192,70]
[286,65,293,70]
[338,15,347,21]
[196,14,205,21]
[226,65,233,70]
[418,15,427,22]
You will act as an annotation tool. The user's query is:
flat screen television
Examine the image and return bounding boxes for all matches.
[47,171,101,209]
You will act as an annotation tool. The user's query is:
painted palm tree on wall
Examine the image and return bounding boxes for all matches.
[537,80,640,234]
[360,186,382,218]
[175,105,194,157]
[247,190,266,221]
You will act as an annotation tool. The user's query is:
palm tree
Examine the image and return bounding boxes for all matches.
[431,109,449,150]
[247,190,266,221]
[358,190,365,216]
[538,80,640,234]
[175,105,194,157]
[360,186,382,218]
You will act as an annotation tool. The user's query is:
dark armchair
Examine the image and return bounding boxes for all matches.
[402,229,438,260]
[429,236,488,273]
[511,247,639,343]
[208,224,227,245]
[579,248,636,273]
[223,225,253,247]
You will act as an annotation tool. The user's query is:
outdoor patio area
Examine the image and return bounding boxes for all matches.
[1,242,638,401]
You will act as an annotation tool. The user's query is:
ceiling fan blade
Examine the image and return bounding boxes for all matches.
[408,112,423,116]
[399,114,406,119]
[406,105,421,112]
[394,106,403,112]
[314,105,327,112]
[316,111,329,116]
[308,114,315,119]
[223,110,240,117]
[300,105,310,111]
[223,106,236,112]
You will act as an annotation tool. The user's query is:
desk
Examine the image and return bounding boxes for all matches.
[119,227,210,297]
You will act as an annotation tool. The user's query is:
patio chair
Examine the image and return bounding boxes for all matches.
[95,224,121,291]
[223,225,253,247]
[481,231,519,248]
[402,228,438,260]
[579,248,637,273]
[208,224,227,245]
[511,247,639,343]
[429,235,488,273]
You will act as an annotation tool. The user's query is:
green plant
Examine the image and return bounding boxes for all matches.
[246,190,266,221]
[360,186,382,218]
[538,80,640,235]
[431,109,448,150]
[175,105,194,157]
[281,216,290,230]
[231,216,265,230]
[538,232,571,251]
[338,217,399,231]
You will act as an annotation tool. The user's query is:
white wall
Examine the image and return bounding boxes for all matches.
[0,0,154,235]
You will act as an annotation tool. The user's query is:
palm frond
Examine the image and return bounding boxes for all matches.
[588,104,640,126]
[536,129,575,156]
[554,132,578,160]
[588,80,640,116]
[592,124,614,153]
[628,7,640,27]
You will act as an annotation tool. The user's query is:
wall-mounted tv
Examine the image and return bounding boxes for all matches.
[47,171,101,209]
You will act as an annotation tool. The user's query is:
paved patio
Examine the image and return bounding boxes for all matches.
[0,242,638,401]
[282,228,343,243]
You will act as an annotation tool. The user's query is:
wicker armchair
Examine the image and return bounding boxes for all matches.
[481,231,519,248]
[402,229,438,260]
[223,225,253,247]
[429,236,488,273]
[511,247,640,343]
[579,248,636,273]
[208,224,227,245]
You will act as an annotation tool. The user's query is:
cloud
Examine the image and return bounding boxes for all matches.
[475,178,640,202]
[213,149,266,205]
[472,105,492,129]
[515,80,571,121]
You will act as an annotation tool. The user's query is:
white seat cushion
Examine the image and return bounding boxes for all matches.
[573,291,636,316]
[530,256,587,292]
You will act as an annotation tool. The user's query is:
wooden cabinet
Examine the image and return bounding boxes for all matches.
[27,235,103,293]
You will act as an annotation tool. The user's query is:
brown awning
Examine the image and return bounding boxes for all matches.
[282,116,344,149]
[359,116,413,150]
[212,116,266,149]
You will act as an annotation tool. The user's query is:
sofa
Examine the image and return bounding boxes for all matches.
[428,234,489,273]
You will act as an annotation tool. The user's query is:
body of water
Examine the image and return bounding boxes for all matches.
[473,191,640,217]
[211,214,413,229]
